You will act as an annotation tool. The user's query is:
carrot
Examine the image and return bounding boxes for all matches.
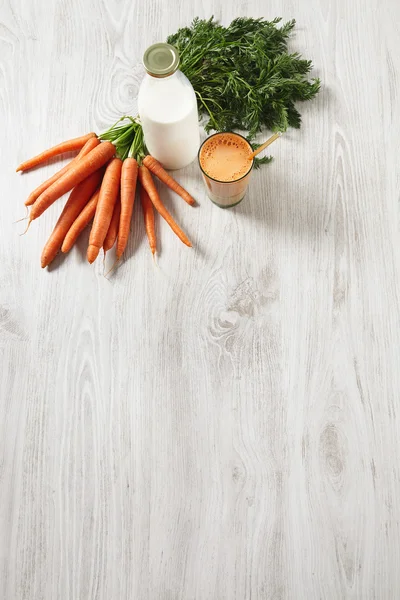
[41,168,104,268]
[16,132,97,172]
[61,189,100,254]
[103,197,121,254]
[142,155,195,206]
[117,157,138,259]
[138,166,191,247]
[25,137,100,207]
[87,158,122,263]
[29,141,115,224]
[140,183,156,255]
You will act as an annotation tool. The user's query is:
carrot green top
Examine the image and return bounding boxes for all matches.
[99,117,146,163]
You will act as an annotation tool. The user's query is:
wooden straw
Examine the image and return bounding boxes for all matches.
[248,132,282,160]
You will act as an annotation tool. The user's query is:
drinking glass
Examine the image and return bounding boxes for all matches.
[198,132,254,208]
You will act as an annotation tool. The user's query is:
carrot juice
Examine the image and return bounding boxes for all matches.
[198,132,254,207]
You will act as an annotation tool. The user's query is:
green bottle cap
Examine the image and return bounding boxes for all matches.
[143,43,180,78]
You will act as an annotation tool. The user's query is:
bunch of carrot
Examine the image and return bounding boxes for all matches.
[17,118,195,270]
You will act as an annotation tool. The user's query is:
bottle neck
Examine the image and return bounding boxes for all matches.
[147,70,178,82]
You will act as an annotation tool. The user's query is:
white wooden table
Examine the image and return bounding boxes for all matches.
[1,0,400,598]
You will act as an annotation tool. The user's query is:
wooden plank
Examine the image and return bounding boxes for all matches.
[0,0,399,598]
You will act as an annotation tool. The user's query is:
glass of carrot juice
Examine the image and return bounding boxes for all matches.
[198,132,254,208]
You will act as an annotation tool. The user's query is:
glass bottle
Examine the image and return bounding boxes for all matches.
[138,43,200,170]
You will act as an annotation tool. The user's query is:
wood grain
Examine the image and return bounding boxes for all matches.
[1,0,400,598]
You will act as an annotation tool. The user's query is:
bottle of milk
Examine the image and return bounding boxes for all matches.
[138,43,200,170]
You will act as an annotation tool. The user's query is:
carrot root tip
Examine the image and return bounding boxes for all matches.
[13,215,28,224]
[152,252,159,268]
[19,219,32,236]
[104,258,120,278]
[87,244,100,264]
[102,252,107,276]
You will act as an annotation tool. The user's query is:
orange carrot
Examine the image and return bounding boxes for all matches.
[103,197,121,254]
[41,169,104,268]
[16,132,97,172]
[138,166,191,247]
[140,183,156,255]
[29,141,115,224]
[142,155,195,206]
[87,158,122,263]
[25,137,100,207]
[117,157,138,259]
[61,189,100,254]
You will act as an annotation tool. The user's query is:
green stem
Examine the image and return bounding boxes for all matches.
[99,116,138,140]
[195,91,223,111]
[195,91,216,126]
[127,137,137,159]
[134,126,146,164]
[113,124,136,147]
[99,116,128,139]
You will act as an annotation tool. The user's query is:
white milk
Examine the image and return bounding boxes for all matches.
[138,70,200,170]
